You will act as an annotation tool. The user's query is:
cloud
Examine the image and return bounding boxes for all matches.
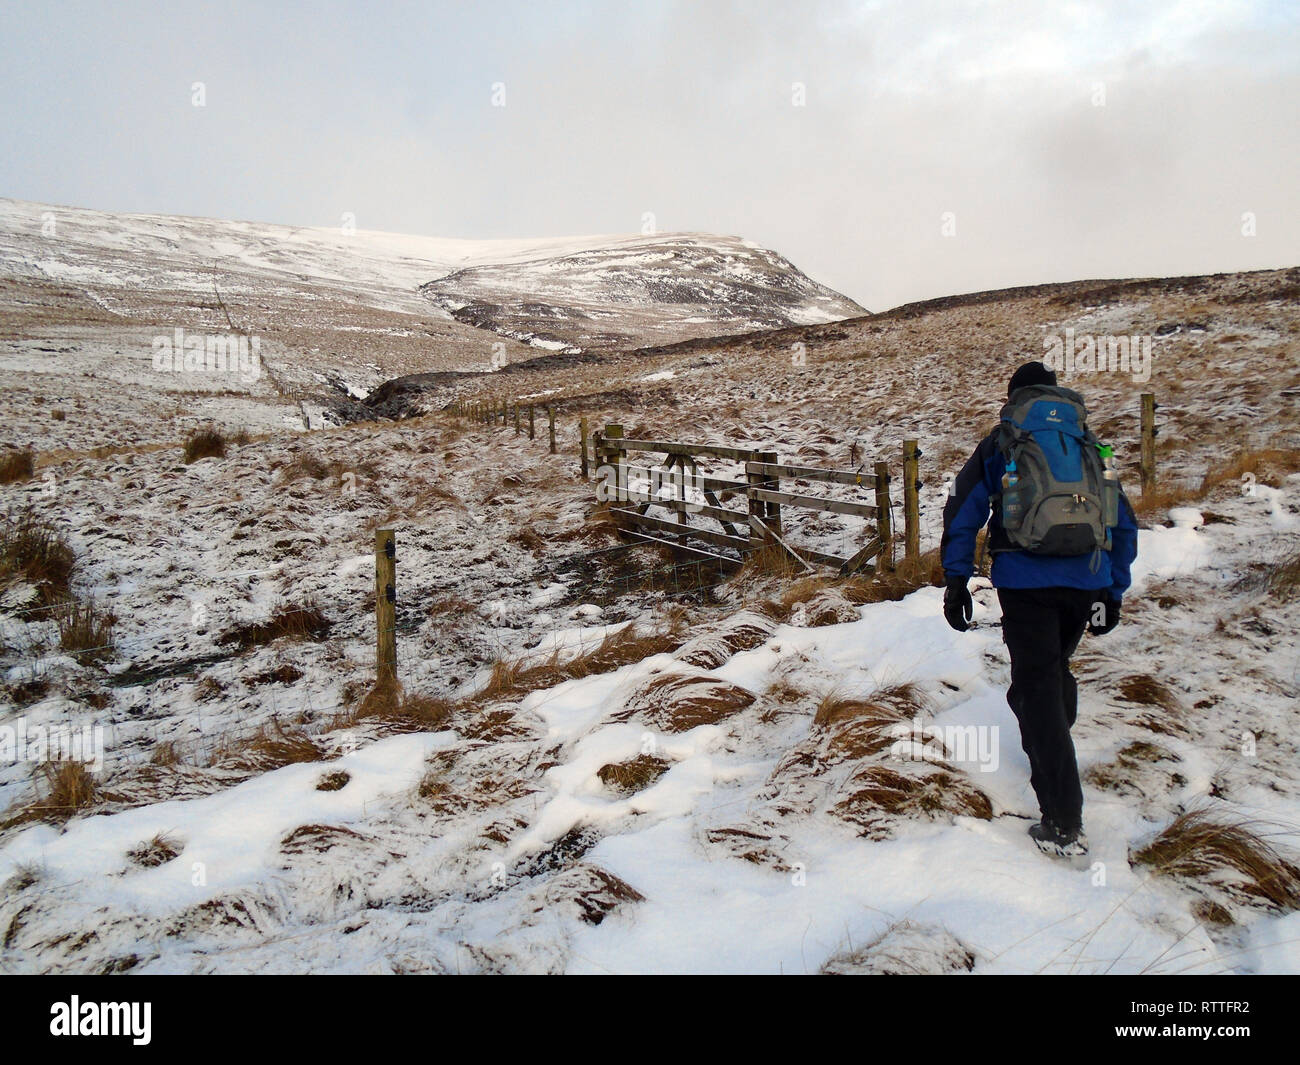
[0,0,1295,309]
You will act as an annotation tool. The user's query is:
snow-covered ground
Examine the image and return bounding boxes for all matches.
[1,205,1298,973]
[1,463,1297,972]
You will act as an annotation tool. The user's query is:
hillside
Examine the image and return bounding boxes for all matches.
[0,198,864,457]
[1,221,1298,973]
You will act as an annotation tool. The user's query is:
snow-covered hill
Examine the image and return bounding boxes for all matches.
[0,198,864,454]
[419,234,864,352]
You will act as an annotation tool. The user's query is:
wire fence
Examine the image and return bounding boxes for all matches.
[0,544,742,780]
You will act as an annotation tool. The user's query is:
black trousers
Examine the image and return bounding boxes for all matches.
[997,586,1097,832]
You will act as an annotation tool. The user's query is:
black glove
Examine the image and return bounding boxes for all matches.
[1088,594,1121,636]
[943,577,973,633]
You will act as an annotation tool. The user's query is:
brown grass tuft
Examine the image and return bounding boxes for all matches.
[0,760,100,830]
[614,672,756,732]
[0,448,35,484]
[219,721,326,773]
[127,832,183,868]
[1131,809,1300,912]
[1234,548,1300,602]
[350,676,454,732]
[834,765,993,838]
[1117,674,1182,712]
[182,424,227,464]
[814,684,930,760]
[1135,446,1300,520]
[54,598,117,663]
[0,508,76,604]
[597,754,670,795]
[473,620,689,704]
[217,601,331,649]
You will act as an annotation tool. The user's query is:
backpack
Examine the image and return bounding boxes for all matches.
[994,384,1110,556]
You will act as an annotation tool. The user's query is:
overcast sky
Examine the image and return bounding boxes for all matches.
[1,0,1296,309]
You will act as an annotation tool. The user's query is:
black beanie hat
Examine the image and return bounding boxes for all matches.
[1008,360,1057,399]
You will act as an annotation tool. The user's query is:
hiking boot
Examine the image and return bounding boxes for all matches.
[1028,819,1089,859]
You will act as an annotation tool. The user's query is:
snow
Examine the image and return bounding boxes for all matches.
[1129,514,1214,594]
[7,473,1285,972]
[0,732,454,916]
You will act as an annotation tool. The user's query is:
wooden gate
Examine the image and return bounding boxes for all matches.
[592,424,895,576]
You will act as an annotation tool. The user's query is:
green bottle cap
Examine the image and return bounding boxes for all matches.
[1098,444,1114,459]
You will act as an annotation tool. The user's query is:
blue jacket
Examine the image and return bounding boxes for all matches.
[940,429,1139,600]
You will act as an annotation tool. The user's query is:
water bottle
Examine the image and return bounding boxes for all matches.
[1099,444,1120,529]
[1002,460,1025,529]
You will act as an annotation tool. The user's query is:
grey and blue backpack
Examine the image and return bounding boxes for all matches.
[995,384,1112,557]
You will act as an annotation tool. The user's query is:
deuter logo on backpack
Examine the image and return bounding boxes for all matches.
[996,384,1117,556]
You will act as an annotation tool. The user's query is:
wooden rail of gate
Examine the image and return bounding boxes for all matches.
[593,424,897,576]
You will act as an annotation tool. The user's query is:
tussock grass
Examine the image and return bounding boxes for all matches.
[0,760,99,830]
[542,864,645,925]
[350,676,454,732]
[0,448,35,484]
[1131,809,1300,912]
[1135,446,1300,520]
[674,611,774,668]
[280,823,368,855]
[0,508,76,604]
[127,832,183,868]
[219,721,326,773]
[475,619,688,703]
[1234,547,1300,602]
[217,601,331,649]
[277,451,377,485]
[615,672,756,732]
[1199,446,1300,496]
[597,754,670,794]
[4,862,42,893]
[552,503,620,545]
[737,542,807,581]
[745,549,945,622]
[1117,674,1182,712]
[54,598,116,663]
[1115,674,1185,736]
[150,740,184,767]
[841,549,946,604]
[182,424,227,464]
[246,663,304,687]
[765,678,808,705]
[814,683,928,760]
[814,682,925,731]
[834,765,993,838]
[821,920,975,975]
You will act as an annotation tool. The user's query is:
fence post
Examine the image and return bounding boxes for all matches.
[1140,392,1157,496]
[747,454,768,556]
[757,450,780,533]
[604,423,624,498]
[579,416,589,479]
[902,439,921,566]
[514,403,520,434]
[874,460,894,571]
[375,529,397,683]
[548,405,557,454]
[529,404,536,440]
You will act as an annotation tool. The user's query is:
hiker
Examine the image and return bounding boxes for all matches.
[939,361,1139,858]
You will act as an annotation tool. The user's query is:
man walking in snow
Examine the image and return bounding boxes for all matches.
[940,361,1139,858]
